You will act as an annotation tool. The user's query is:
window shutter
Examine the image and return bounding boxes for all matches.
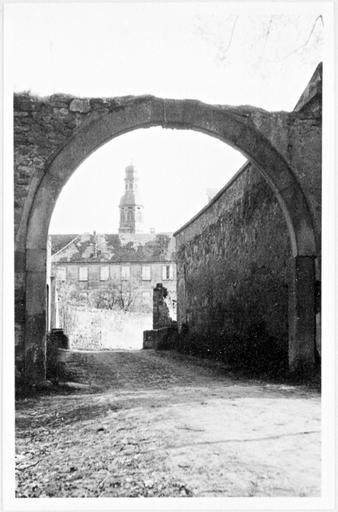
[169,265,174,280]
[162,266,167,280]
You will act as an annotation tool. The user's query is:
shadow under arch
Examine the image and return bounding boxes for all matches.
[23,96,317,382]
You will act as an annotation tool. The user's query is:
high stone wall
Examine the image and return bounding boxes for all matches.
[175,162,291,369]
[173,65,322,372]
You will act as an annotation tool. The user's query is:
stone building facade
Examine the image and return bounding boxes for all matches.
[49,165,177,329]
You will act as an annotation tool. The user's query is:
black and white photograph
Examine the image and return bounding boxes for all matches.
[1,0,336,510]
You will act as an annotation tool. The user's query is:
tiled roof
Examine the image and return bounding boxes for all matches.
[51,234,79,255]
[50,232,176,263]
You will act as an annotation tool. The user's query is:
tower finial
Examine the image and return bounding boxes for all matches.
[118,164,144,234]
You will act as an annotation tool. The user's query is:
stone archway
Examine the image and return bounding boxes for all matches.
[21,96,317,382]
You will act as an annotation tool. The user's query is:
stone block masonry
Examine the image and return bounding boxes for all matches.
[143,327,177,351]
[175,163,292,370]
[14,63,321,382]
[172,65,322,374]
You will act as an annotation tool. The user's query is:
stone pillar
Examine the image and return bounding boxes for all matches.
[50,276,57,329]
[15,249,27,376]
[24,248,48,384]
[288,256,316,372]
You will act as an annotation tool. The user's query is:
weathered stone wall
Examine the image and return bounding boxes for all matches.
[14,94,170,374]
[15,94,123,374]
[14,64,321,381]
[175,163,291,368]
[231,63,322,260]
[14,95,103,240]
[173,65,322,371]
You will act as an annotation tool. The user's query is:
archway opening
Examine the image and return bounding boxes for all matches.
[23,96,317,383]
[48,127,246,354]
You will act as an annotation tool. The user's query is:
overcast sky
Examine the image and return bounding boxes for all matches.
[6,2,325,233]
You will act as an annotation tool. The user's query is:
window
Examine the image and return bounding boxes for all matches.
[79,267,88,281]
[100,266,109,281]
[162,264,173,280]
[57,267,66,281]
[121,266,130,280]
[142,291,151,302]
[141,266,151,281]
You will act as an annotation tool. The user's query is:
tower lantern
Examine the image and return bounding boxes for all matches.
[118,164,144,234]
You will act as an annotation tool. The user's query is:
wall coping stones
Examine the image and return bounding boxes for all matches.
[69,98,91,113]
[174,161,251,237]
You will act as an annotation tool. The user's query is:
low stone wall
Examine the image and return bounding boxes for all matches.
[55,348,87,382]
[143,327,178,351]
[46,329,69,379]
[58,306,152,350]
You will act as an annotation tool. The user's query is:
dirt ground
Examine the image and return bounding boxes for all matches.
[15,349,321,498]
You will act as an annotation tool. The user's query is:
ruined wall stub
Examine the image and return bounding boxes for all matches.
[14,64,321,382]
[152,283,174,330]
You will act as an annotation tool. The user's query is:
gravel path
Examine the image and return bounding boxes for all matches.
[15,349,321,497]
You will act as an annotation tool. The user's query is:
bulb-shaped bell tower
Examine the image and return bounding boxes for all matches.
[119,164,144,234]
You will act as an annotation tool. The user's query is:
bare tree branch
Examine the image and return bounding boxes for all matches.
[255,16,274,70]
[263,17,273,50]
[281,15,323,61]
[218,15,239,61]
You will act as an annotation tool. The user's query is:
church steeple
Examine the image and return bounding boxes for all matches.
[119,164,144,234]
